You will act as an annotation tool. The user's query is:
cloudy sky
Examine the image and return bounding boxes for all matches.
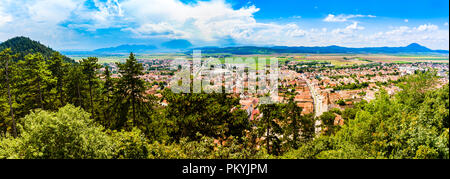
[0,0,448,50]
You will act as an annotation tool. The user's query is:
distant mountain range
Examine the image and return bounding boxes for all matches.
[191,43,449,55]
[63,39,193,55]
[1,36,448,57]
[90,39,192,53]
[162,39,192,49]
[65,42,448,56]
[0,36,73,62]
[94,44,158,53]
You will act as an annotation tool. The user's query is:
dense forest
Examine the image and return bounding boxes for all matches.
[0,45,448,159]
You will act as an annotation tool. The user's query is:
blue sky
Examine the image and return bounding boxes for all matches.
[247,0,449,19]
[0,0,448,50]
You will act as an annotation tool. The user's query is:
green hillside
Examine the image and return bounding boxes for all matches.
[0,36,74,63]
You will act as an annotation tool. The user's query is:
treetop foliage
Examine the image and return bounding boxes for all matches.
[0,43,448,159]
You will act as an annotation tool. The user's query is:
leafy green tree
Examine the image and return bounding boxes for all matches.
[145,134,271,159]
[396,70,438,111]
[0,105,115,159]
[319,111,337,135]
[336,99,346,106]
[110,128,150,159]
[281,136,333,159]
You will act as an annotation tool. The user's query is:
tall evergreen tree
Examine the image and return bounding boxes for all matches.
[16,53,56,112]
[0,48,18,138]
[48,52,67,108]
[162,90,249,142]
[281,98,315,150]
[100,66,115,127]
[103,66,114,100]
[65,63,86,108]
[258,103,283,155]
[80,57,101,118]
[114,53,146,128]
[282,99,302,149]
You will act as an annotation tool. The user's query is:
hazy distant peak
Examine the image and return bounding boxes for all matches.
[161,39,192,49]
[93,44,158,53]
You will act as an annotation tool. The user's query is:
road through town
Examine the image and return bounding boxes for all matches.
[303,76,326,134]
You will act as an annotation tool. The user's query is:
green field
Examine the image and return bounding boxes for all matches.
[69,54,449,67]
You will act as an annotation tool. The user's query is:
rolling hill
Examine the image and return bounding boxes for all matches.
[192,43,449,55]
[93,44,158,54]
[62,39,193,55]
[161,39,192,49]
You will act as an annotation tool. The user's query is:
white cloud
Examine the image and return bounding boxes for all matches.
[0,15,12,26]
[0,9,13,26]
[0,0,309,48]
[416,24,439,31]
[119,0,262,42]
[64,0,126,31]
[27,0,78,23]
[385,26,410,35]
[281,23,448,50]
[0,0,448,50]
[332,22,365,34]
[363,24,448,49]
[404,19,408,23]
[123,22,187,39]
[445,22,449,26]
[0,0,83,48]
[0,2,13,26]
[324,14,375,22]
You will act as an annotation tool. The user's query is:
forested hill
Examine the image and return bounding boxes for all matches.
[0,36,74,63]
[192,43,449,55]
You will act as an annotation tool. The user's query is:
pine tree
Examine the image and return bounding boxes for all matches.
[65,63,86,108]
[16,53,56,112]
[281,98,315,150]
[0,48,18,138]
[114,53,147,128]
[80,57,101,118]
[48,52,67,108]
[162,90,249,142]
[103,66,114,100]
[282,99,302,149]
[100,66,115,127]
[258,103,283,155]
